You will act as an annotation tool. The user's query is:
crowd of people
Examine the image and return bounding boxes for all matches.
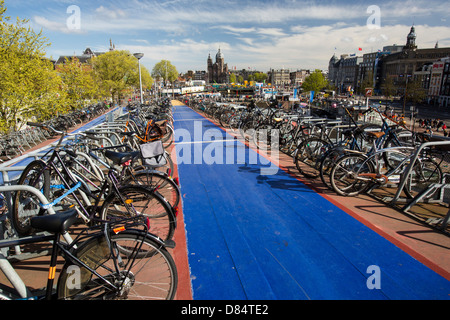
[417,118,448,136]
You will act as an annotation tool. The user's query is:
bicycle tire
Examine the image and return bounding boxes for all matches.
[12,160,50,236]
[162,125,174,148]
[123,170,181,209]
[294,137,328,178]
[319,146,347,189]
[403,157,443,199]
[330,153,375,196]
[100,185,176,241]
[57,230,178,300]
[253,123,280,149]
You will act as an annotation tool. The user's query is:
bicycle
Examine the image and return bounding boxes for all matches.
[12,123,176,241]
[123,107,174,148]
[87,143,181,209]
[0,205,177,300]
[329,131,443,198]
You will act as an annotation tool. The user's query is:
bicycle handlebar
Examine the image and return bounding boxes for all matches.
[27,121,65,135]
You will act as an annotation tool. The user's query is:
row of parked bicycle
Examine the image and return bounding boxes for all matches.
[0,98,178,300]
[188,97,449,208]
[0,103,109,163]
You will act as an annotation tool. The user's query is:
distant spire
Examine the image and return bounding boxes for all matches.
[404,25,417,50]
[435,41,439,49]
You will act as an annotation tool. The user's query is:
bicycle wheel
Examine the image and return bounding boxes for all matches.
[162,125,174,148]
[319,146,347,189]
[57,231,178,300]
[12,160,50,236]
[383,129,417,169]
[239,118,257,141]
[123,170,181,209]
[403,158,443,199]
[294,137,328,178]
[100,185,176,241]
[330,153,375,196]
[253,123,278,149]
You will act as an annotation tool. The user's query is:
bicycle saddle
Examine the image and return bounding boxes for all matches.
[30,209,78,233]
[104,150,140,165]
[367,131,385,139]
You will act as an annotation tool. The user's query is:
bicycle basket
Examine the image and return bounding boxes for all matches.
[139,140,166,166]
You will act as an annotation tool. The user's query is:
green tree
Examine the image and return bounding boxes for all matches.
[0,1,65,132]
[360,71,374,94]
[254,72,268,83]
[151,60,178,88]
[382,76,396,98]
[92,50,152,102]
[406,78,426,104]
[229,73,236,84]
[58,57,98,109]
[302,69,328,93]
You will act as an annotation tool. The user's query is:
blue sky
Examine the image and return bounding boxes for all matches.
[4,0,450,73]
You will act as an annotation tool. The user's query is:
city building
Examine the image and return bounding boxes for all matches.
[54,40,114,70]
[268,69,291,87]
[207,49,229,84]
[429,57,450,107]
[328,54,363,94]
[290,70,310,87]
[377,26,450,95]
[328,26,450,99]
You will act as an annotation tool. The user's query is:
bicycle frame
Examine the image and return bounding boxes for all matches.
[347,145,416,185]
[29,143,140,225]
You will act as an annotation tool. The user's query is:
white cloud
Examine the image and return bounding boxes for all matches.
[94,5,127,19]
[33,15,85,34]
[25,0,450,73]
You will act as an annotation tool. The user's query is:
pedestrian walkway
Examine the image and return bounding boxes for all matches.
[173,103,450,300]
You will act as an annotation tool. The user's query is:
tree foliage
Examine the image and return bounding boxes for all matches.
[253,72,268,83]
[0,0,65,132]
[151,60,178,85]
[302,69,329,93]
[57,57,99,109]
[92,50,153,102]
[405,78,427,103]
[0,1,158,133]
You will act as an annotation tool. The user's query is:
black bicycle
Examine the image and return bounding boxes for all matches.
[0,209,177,300]
[12,123,176,241]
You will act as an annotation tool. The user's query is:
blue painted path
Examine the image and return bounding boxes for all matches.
[173,104,450,300]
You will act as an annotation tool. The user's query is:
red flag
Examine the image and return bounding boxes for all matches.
[358,47,362,51]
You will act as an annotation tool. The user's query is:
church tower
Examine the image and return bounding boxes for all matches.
[404,25,417,50]
[207,53,213,83]
[207,49,229,84]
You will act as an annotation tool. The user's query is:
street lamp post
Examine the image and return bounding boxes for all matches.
[133,53,144,104]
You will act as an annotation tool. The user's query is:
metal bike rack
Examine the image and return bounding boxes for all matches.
[401,173,450,230]
[390,139,450,205]
[0,185,56,299]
